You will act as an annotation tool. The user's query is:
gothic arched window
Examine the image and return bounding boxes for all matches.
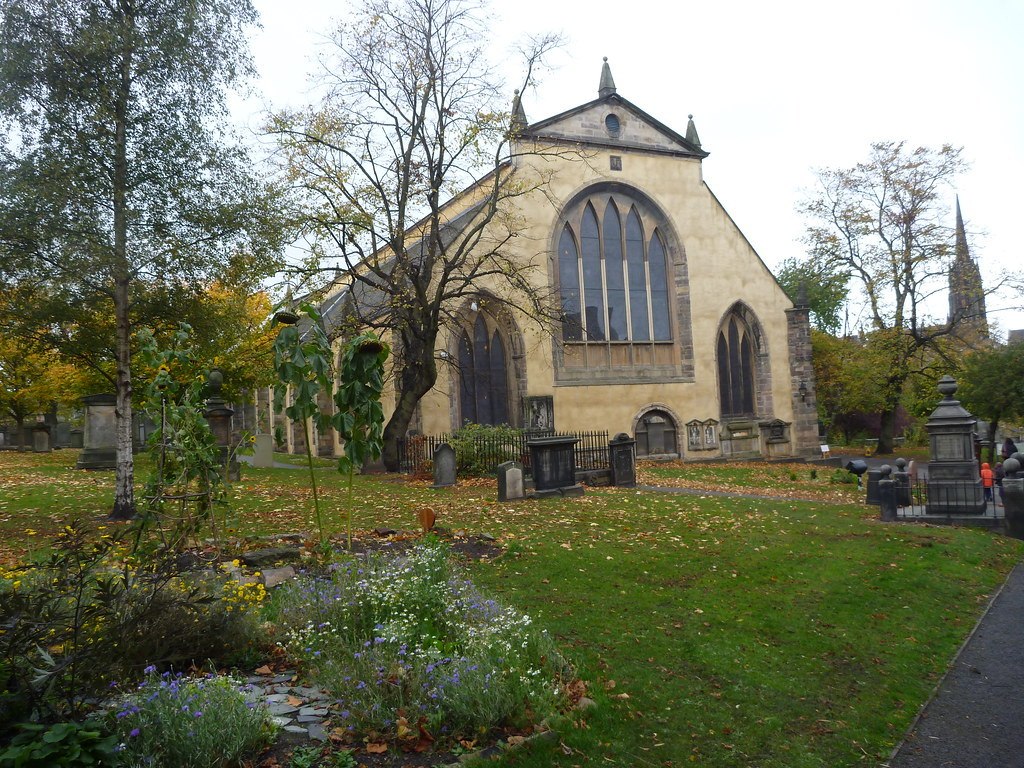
[558,196,672,344]
[717,314,756,417]
[458,314,509,426]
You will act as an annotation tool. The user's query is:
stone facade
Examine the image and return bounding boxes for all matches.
[269,63,819,461]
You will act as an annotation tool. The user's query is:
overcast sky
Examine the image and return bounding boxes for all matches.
[239,0,1024,336]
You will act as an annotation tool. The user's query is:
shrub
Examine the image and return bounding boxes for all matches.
[829,468,857,485]
[0,523,267,726]
[276,539,570,744]
[449,423,521,476]
[0,721,117,767]
[108,670,275,768]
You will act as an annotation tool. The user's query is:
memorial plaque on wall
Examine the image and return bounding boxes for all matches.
[524,396,554,431]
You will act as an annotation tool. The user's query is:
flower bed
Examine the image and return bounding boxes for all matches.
[276,537,572,749]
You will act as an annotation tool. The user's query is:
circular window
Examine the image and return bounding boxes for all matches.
[604,113,621,136]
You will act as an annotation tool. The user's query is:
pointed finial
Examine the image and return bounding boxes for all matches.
[685,114,701,148]
[511,88,527,132]
[796,281,809,308]
[598,57,617,98]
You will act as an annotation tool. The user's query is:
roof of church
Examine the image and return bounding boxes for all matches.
[518,58,709,160]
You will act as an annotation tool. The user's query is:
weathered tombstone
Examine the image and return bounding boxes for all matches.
[925,376,986,515]
[893,457,912,507]
[252,433,274,468]
[76,393,117,469]
[1003,458,1024,540]
[432,442,456,487]
[497,461,525,502]
[527,435,583,497]
[609,433,637,487]
[878,464,897,522]
[32,423,51,453]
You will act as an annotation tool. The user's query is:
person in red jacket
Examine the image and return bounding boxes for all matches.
[981,462,994,502]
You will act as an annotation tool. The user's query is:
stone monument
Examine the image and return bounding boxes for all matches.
[527,435,583,497]
[76,394,117,470]
[203,368,238,480]
[924,376,985,515]
[609,433,637,487]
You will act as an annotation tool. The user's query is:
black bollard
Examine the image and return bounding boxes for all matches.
[878,465,897,522]
[1003,458,1024,540]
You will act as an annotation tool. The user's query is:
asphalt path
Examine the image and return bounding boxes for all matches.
[885,562,1024,768]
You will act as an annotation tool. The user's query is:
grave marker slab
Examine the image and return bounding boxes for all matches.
[432,442,456,487]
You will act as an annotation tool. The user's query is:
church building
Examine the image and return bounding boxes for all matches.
[281,60,820,461]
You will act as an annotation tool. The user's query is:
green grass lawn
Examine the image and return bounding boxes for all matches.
[2,449,1019,767]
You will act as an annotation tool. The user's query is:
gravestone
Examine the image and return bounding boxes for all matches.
[527,435,583,497]
[609,433,637,487]
[76,394,117,469]
[32,424,51,453]
[432,442,456,487]
[497,461,524,502]
[252,433,274,468]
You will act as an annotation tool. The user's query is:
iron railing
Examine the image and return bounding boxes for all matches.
[397,429,610,477]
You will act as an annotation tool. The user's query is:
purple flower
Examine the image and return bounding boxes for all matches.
[144,665,157,674]
[193,711,203,718]
[129,728,140,738]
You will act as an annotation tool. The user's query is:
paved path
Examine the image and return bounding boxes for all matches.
[885,562,1024,768]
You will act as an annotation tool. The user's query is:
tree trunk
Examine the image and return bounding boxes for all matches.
[110,275,135,520]
[14,416,24,451]
[987,419,1000,465]
[381,329,438,472]
[108,21,135,521]
[877,407,897,455]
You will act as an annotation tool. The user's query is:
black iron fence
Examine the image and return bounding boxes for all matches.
[397,429,610,477]
[887,478,1004,523]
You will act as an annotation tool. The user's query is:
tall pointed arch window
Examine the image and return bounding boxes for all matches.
[458,314,509,426]
[557,196,673,344]
[717,314,756,417]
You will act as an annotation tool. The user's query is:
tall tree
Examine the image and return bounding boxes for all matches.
[801,141,971,453]
[958,342,1024,463]
[0,0,284,517]
[270,0,562,470]
[775,257,849,335]
[0,334,82,449]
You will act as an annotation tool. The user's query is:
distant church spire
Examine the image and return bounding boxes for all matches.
[598,57,616,98]
[948,196,989,339]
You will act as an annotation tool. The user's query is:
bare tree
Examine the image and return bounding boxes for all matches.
[270,0,564,469]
